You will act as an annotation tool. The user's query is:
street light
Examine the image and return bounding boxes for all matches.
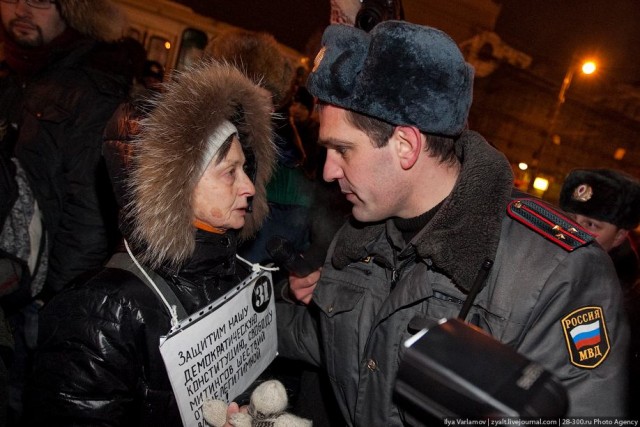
[527,57,597,193]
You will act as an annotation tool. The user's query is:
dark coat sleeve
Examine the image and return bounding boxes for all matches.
[17,67,127,295]
[23,268,172,426]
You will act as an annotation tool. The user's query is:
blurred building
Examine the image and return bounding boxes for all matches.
[469,63,640,202]
[405,0,640,203]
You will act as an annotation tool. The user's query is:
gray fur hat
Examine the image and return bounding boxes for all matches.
[58,0,126,42]
[127,61,276,268]
[560,168,640,230]
[307,21,474,137]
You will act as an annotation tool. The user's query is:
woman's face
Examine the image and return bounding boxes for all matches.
[192,137,255,231]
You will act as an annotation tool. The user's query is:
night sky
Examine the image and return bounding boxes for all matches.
[496,0,640,84]
[175,0,640,84]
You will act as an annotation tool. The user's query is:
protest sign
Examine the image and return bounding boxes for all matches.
[159,269,277,427]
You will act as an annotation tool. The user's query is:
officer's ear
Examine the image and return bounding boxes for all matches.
[393,126,423,170]
[611,228,629,250]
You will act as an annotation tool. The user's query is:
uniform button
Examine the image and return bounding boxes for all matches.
[327,305,334,313]
[367,359,378,371]
[35,112,42,118]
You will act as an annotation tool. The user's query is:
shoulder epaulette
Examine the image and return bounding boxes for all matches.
[507,198,595,252]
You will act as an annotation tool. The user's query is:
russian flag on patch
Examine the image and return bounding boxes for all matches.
[569,320,601,349]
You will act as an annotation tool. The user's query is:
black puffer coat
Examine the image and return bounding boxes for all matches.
[26,231,249,426]
[24,62,276,426]
[0,36,129,296]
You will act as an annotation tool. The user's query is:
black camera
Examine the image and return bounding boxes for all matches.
[355,0,405,32]
[394,318,568,424]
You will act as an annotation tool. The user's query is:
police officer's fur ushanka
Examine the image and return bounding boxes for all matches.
[560,168,640,230]
[307,21,474,137]
[127,61,277,268]
[57,0,126,42]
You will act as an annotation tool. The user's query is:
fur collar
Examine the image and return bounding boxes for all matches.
[332,131,514,292]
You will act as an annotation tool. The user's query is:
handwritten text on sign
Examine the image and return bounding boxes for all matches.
[159,270,277,427]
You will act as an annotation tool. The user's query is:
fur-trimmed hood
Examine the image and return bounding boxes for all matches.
[127,61,276,269]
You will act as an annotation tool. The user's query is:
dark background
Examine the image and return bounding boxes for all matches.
[174,0,640,84]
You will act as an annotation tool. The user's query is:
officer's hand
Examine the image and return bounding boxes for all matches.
[289,268,321,305]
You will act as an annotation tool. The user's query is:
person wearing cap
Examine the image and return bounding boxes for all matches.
[560,168,640,417]
[23,61,276,425]
[276,21,629,424]
[560,169,640,255]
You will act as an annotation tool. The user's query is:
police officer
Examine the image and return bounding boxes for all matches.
[277,21,629,425]
[560,168,640,417]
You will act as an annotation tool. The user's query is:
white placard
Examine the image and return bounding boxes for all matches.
[159,270,277,427]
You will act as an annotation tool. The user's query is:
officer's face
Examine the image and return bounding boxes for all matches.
[1,0,67,48]
[319,105,404,222]
[573,214,628,252]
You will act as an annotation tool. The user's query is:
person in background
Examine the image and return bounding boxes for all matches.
[140,59,164,92]
[559,168,640,258]
[289,85,320,180]
[285,85,348,427]
[24,61,276,426]
[0,0,130,422]
[559,167,640,417]
[277,21,629,425]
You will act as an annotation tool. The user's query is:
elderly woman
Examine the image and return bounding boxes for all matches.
[23,61,276,426]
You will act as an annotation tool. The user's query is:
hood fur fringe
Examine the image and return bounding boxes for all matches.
[58,0,126,42]
[127,61,276,269]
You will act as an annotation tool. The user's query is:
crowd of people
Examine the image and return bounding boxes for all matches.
[0,0,637,425]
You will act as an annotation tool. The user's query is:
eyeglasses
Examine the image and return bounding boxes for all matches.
[0,0,56,10]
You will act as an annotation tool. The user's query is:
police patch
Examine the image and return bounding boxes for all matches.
[561,306,610,369]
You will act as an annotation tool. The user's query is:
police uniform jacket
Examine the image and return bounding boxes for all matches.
[277,130,629,426]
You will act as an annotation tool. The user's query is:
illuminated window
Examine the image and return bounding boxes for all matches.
[148,35,171,70]
[533,177,549,192]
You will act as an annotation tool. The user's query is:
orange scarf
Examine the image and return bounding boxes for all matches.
[193,219,226,234]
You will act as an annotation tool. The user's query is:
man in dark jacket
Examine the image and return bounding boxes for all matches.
[278,21,629,425]
[0,0,128,298]
[0,0,129,421]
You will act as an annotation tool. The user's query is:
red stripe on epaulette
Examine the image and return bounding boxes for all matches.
[507,199,595,252]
